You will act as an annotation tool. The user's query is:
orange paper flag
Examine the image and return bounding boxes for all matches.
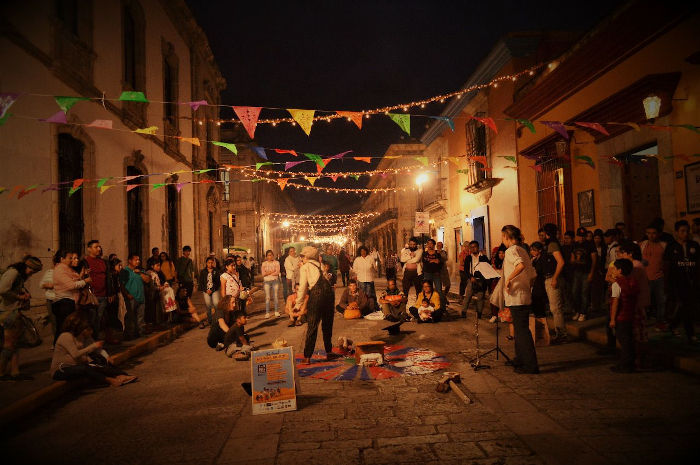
[277,178,288,191]
[180,137,200,146]
[354,157,371,163]
[232,106,262,139]
[337,111,363,130]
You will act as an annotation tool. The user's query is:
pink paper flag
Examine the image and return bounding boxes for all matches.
[126,184,139,192]
[41,111,67,124]
[232,106,262,139]
[176,182,186,192]
[541,121,569,139]
[185,100,208,111]
[121,175,140,183]
[284,161,305,171]
[330,175,339,182]
[333,150,352,159]
[87,119,113,129]
[575,121,609,136]
[274,149,298,157]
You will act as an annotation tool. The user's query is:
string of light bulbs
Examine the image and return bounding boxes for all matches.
[263,212,378,219]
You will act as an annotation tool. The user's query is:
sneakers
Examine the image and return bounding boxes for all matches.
[577,314,586,322]
[571,313,580,321]
[215,343,225,352]
[274,312,281,318]
[225,344,238,358]
[265,313,271,319]
[489,316,498,324]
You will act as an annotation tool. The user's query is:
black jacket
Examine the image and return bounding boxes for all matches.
[198,268,222,293]
[237,266,253,288]
[463,254,490,281]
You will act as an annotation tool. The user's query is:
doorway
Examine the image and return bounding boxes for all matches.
[126,166,144,257]
[620,144,661,241]
[58,134,84,253]
[166,184,179,259]
[473,217,485,254]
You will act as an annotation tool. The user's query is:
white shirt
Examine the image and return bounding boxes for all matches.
[284,255,300,283]
[40,269,56,301]
[611,282,621,299]
[296,260,321,307]
[352,255,375,283]
[400,247,423,274]
[221,272,241,297]
[503,245,534,307]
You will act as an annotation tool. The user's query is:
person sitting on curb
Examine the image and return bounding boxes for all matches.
[51,313,136,387]
[285,283,308,327]
[408,280,443,323]
[207,296,253,359]
[378,278,407,321]
[172,286,204,326]
[336,279,372,316]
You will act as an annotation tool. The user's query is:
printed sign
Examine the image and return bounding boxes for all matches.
[414,211,430,234]
[251,346,297,415]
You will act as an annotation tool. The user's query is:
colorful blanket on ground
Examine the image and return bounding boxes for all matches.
[295,345,449,381]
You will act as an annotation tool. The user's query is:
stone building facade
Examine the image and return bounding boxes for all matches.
[0,0,225,298]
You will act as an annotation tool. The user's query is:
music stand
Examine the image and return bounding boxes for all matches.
[477,316,511,363]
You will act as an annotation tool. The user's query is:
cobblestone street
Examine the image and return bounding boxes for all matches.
[2,281,699,465]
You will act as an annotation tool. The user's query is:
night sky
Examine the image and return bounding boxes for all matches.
[185,0,624,214]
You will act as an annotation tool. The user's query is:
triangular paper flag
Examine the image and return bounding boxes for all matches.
[232,106,262,139]
[185,100,208,111]
[0,112,12,126]
[68,186,81,196]
[284,161,305,171]
[540,121,569,139]
[474,116,498,134]
[514,119,535,134]
[151,183,166,191]
[17,184,39,199]
[333,150,351,159]
[575,155,595,168]
[134,126,158,135]
[176,182,186,192]
[575,122,609,136]
[0,93,20,119]
[41,111,67,124]
[252,146,267,160]
[180,137,200,146]
[306,177,317,186]
[679,124,700,134]
[319,159,332,174]
[350,175,360,181]
[8,185,24,199]
[330,175,339,182]
[645,125,673,132]
[608,122,640,132]
[195,169,215,174]
[0,187,6,195]
[288,109,315,135]
[96,177,113,188]
[303,153,325,168]
[87,119,112,129]
[118,91,148,102]
[504,156,517,164]
[529,164,543,173]
[380,173,388,178]
[54,96,88,113]
[430,116,454,131]
[414,156,428,166]
[126,184,139,192]
[274,149,298,157]
[72,179,84,190]
[212,141,237,154]
[277,179,288,191]
[256,162,273,170]
[471,156,487,167]
[122,175,140,183]
[354,157,371,163]
[199,179,215,184]
[337,111,363,130]
[388,113,410,135]
[100,185,115,194]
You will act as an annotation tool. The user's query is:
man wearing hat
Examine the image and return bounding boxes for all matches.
[0,255,42,380]
[295,246,338,364]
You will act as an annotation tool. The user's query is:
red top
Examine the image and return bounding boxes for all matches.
[614,275,639,322]
[85,256,107,297]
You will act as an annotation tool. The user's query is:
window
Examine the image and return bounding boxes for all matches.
[53,0,95,85]
[56,0,79,37]
[535,142,573,232]
[126,166,144,257]
[220,170,230,201]
[58,134,84,253]
[166,184,179,259]
[121,1,146,126]
[465,116,489,186]
[163,43,179,152]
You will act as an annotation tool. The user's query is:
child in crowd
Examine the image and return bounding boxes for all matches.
[416,298,435,322]
[225,310,251,361]
[609,259,639,373]
[285,283,308,327]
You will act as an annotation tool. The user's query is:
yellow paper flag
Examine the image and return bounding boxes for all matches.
[306,176,317,186]
[100,185,115,194]
[288,109,315,135]
[180,137,200,146]
[134,126,158,135]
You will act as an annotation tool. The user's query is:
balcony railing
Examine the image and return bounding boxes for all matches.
[364,208,398,231]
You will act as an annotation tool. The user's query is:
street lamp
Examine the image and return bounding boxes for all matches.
[282,220,290,228]
[643,94,661,122]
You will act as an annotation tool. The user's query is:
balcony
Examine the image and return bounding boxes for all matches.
[365,208,398,232]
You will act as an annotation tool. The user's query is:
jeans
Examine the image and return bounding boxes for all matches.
[459,271,468,296]
[546,277,565,332]
[202,291,221,327]
[462,280,486,317]
[402,269,422,301]
[511,305,538,372]
[423,272,445,308]
[128,300,145,337]
[648,278,666,321]
[570,270,590,316]
[264,279,280,314]
[615,320,635,371]
[53,363,127,385]
[340,271,350,287]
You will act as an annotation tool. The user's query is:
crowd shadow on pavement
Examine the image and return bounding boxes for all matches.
[537,355,620,374]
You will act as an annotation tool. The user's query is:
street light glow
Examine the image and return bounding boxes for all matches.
[415,173,428,186]
[282,220,290,227]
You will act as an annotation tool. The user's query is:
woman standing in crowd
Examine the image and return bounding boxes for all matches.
[106,257,125,344]
[502,225,539,374]
[53,250,91,345]
[458,242,469,303]
[51,313,136,387]
[159,252,177,286]
[338,249,351,287]
[198,256,221,328]
[220,258,242,302]
[0,256,43,381]
[261,250,281,319]
[352,246,377,304]
[408,280,443,323]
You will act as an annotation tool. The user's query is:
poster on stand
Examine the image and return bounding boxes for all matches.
[251,346,297,415]
[414,212,430,234]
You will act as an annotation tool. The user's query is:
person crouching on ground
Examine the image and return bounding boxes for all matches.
[173,286,204,325]
[378,278,407,321]
[297,246,338,364]
[408,280,443,323]
[285,283,308,327]
[609,259,639,373]
[336,279,372,316]
[51,313,136,387]
[207,295,252,360]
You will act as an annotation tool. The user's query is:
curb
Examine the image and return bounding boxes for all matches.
[0,321,195,429]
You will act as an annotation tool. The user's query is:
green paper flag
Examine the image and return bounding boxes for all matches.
[351,175,360,181]
[256,162,273,170]
[414,156,428,166]
[303,153,325,168]
[251,179,262,183]
[54,96,88,113]
[151,183,166,191]
[504,156,517,164]
[575,155,595,168]
[119,91,149,103]
[96,177,113,188]
[195,169,215,174]
[388,113,410,135]
[68,186,81,196]
[679,124,700,134]
[0,112,11,126]
[211,141,238,154]
[517,119,536,134]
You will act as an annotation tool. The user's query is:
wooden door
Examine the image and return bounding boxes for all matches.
[622,157,661,241]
